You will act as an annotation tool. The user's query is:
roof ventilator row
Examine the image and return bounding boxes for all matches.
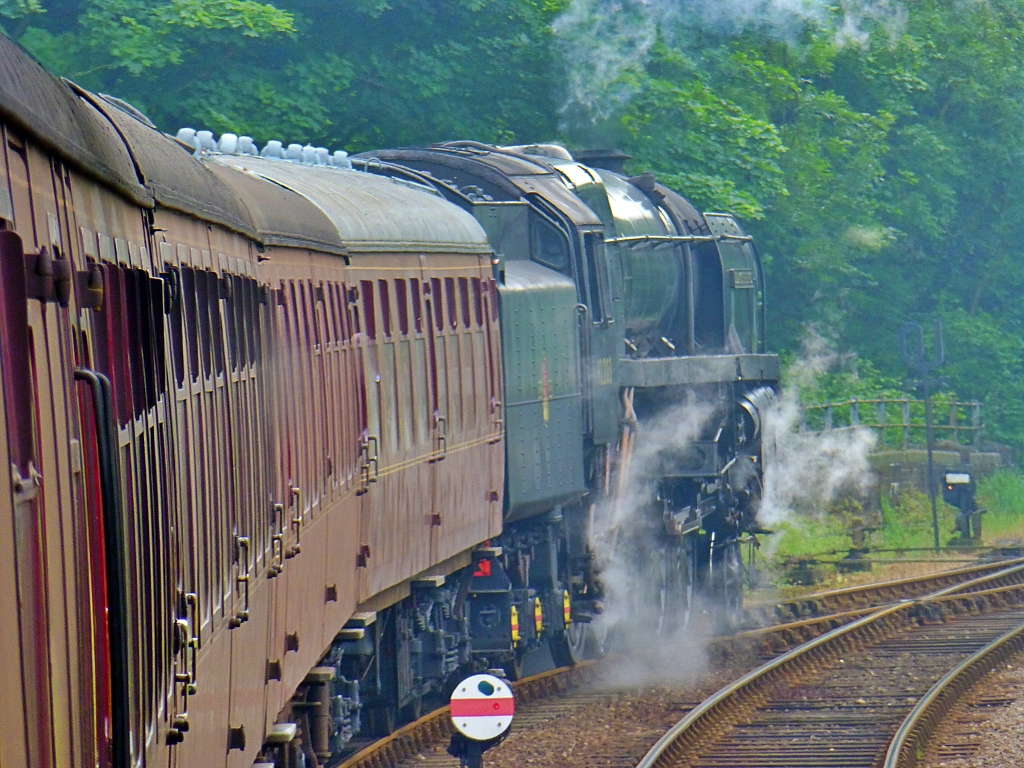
[175,128,353,169]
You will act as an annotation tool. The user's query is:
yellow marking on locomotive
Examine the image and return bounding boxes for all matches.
[533,597,543,635]
[562,590,571,628]
[510,605,520,647]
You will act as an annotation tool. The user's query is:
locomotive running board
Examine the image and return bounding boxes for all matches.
[618,353,780,388]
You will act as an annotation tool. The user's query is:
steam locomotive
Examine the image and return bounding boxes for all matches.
[0,32,777,768]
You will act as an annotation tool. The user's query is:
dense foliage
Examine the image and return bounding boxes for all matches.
[7,0,1024,451]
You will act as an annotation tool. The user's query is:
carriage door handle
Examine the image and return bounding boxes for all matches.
[169,612,194,742]
[490,400,503,443]
[367,436,379,482]
[359,436,379,492]
[171,618,191,735]
[270,501,286,573]
[287,487,303,558]
[435,416,447,461]
[229,536,250,627]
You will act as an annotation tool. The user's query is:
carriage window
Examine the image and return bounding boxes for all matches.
[445,278,457,329]
[181,267,200,380]
[309,284,322,348]
[471,278,483,327]
[229,275,243,368]
[254,281,265,365]
[124,272,146,410]
[360,280,376,340]
[458,277,471,328]
[148,276,167,401]
[395,279,409,335]
[378,279,391,337]
[168,268,186,386]
[131,270,165,409]
[430,278,443,331]
[245,280,260,366]
[410,278,423,333]
[300,282,314,350]
[350,286,361,335]
[324,283,338,342]
[209,272,225,375]
[287,282,298,348]
[336,284,349,341]
[195,272,212,377]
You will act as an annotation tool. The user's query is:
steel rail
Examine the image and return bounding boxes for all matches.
[335,557,1024,768]
[884,617,1024,768]
[336,661,598,768]
[635,559,1024,768]
[742,555,1024,627]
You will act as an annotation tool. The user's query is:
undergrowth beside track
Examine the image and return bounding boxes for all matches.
[758,469,1024,590]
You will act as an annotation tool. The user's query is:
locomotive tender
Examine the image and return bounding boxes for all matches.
[0,32,778,768]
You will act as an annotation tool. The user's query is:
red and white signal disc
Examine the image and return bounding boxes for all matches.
[449,673,514,741]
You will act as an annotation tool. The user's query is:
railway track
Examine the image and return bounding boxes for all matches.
[335,556,1024,768]
[637,560,1024,768]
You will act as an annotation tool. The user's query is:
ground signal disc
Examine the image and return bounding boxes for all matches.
[449,673,514,741]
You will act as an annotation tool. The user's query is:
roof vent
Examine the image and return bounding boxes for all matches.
[331,150,352,169]
[301,144,318,164]
[175,127,200,153]
[261,140,284,159]
[315,147,330,165]
[285,143,303,161]
[196,130,216,152]
[218,133,238,154]
[237,136,258,156]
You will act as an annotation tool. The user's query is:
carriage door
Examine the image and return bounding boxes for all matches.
[353,278,380,600]
[223,258,273,768]
[420,268,449,565]
[0,225,53,768]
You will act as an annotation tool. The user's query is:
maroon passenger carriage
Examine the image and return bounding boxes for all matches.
[0,34,503,768]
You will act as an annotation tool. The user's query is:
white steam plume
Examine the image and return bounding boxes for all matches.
[585,333,876,669]
[759,331,877,527]
[553,0,908,121]
[589,396,715,677]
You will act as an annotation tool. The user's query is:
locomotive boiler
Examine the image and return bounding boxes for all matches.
[0,29,778,768]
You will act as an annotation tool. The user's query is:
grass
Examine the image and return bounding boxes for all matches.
[976,469,1024,544]
[760,469,1024,585]
[877,490,958,550]
[765,514,851,562]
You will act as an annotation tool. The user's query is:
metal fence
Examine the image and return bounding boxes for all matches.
[799,398,982,447]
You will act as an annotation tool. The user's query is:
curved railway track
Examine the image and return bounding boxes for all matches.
[637,559,1024,768]
[336,556,1024,768]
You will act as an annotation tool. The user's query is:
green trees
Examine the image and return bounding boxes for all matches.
[7,1,565,147]
[7,0,1024,451]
